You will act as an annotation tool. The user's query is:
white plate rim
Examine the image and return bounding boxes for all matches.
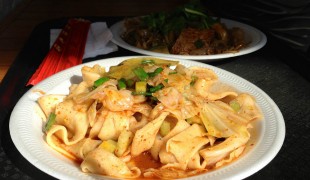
[9,56,285,180]
[110,18,267,61]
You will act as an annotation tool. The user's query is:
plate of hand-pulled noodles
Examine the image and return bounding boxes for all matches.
[110,1,267,61]
[10,56,284,180]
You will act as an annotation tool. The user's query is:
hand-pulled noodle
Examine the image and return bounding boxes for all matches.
[38,57,262,179]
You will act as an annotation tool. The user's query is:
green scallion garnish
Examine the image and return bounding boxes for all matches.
[93,77,110,88]
[44,112,56,132]
[133,67,149,81]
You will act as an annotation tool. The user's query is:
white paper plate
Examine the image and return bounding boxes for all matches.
[10,56,284,180]
[110,19,267,61]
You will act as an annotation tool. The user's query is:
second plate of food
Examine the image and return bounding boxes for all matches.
[110,18,267,61]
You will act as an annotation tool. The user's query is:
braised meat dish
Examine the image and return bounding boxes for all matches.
[121,1,247,55]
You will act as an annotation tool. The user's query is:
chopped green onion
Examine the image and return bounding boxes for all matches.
[169,71,177,75]
[118,78,127,89]
[93,77,110,88]
[44,112,56,132]
[150,84,164,93]
[133,67,149,81]
[148,67,163,77]
[150,96,158,101]
[190,76,198,86]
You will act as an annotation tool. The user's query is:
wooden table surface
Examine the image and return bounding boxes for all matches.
[0,0,188,83]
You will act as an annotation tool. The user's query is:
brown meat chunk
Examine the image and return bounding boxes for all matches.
[171,28,215,55]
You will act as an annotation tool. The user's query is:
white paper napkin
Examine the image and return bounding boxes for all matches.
[50,22,118,59]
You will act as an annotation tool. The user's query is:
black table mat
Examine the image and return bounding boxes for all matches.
[1,16,310,180]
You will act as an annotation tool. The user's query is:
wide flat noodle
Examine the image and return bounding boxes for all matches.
[162,124,209,170]
[61,138,101,160]
[37,94,65,118]
[199,128,250,167]
[193,79,238,101]
[53,99,89,144]
[131,112,169,156]
[81,148,141,178]
[150,112,190,160]
[98,111,130,141]
[44,97,90,155]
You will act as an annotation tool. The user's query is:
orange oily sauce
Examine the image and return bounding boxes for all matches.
[130,151,162,172]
